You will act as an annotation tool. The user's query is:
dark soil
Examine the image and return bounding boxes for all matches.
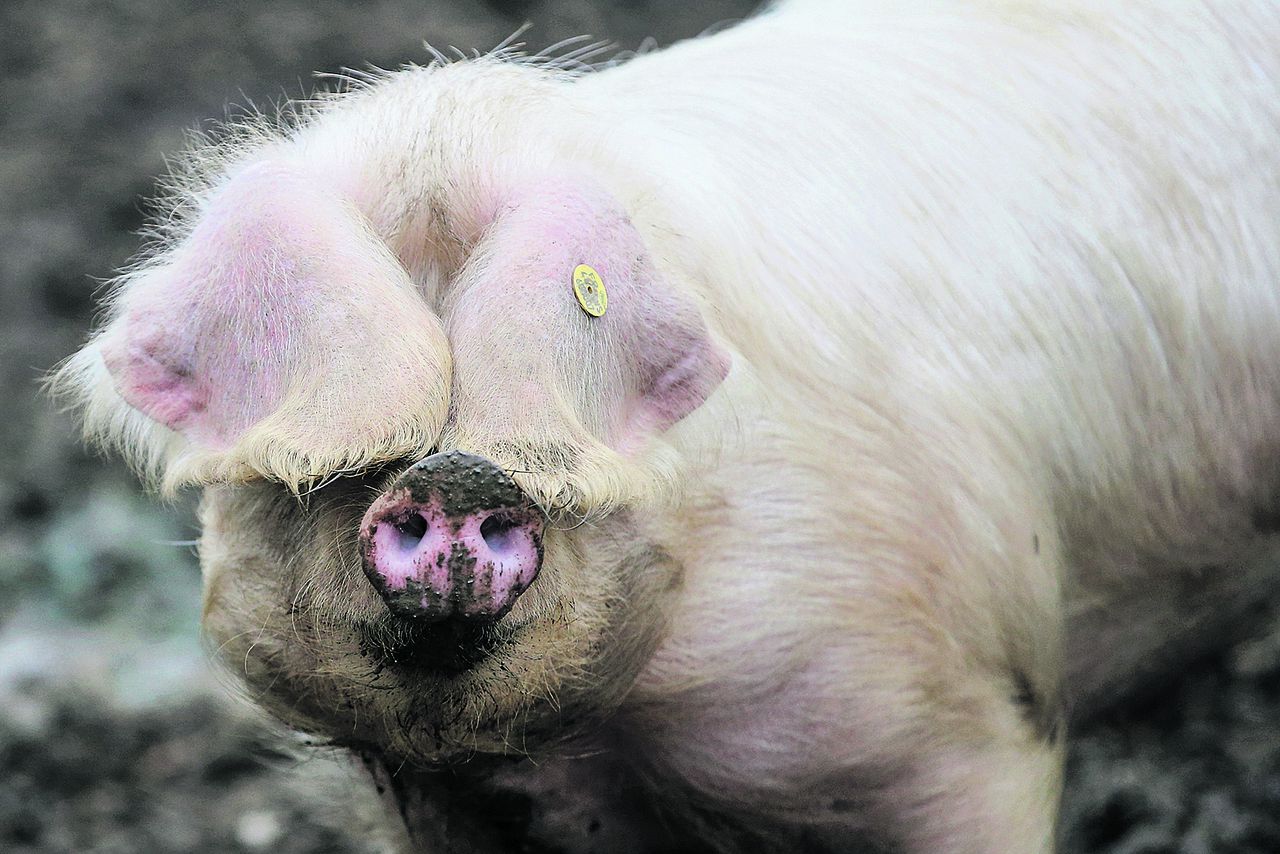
[2,1,1278,852]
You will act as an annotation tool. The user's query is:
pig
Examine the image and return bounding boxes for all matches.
[52,0,1280,851]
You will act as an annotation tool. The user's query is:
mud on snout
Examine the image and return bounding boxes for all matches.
[197,453,683,764]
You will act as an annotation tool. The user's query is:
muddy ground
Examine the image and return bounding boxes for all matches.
[2,1,1279,851]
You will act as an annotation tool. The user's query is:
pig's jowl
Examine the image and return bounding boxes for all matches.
[53,2,1280,852]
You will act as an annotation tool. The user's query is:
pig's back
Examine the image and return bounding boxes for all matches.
[586,1,1280,702]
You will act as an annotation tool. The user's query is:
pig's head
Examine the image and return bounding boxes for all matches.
[56,124,731,762]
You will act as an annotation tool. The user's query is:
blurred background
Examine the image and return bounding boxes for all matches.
[1,1,1279,851]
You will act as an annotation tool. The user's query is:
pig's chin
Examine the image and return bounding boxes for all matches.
[317,600,618,763]
[223,599,589,763]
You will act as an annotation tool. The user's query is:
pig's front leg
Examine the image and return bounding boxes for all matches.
[633,644,1064,853]
[877,724,1063,854]
[853,596,1066,852]
[637,490,1067,853]
[863,598,1066,852]
[797,670,1063,853]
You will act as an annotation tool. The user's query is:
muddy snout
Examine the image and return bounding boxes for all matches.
[359,451,545,622]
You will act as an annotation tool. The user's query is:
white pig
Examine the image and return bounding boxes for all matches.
[54,0,1280,851]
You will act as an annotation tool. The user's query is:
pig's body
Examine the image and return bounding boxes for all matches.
[57,0,1280,852]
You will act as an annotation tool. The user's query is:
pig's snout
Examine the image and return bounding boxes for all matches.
[359,451,545,622]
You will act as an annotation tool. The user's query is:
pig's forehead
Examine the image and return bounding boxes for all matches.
[287,63,567,218]
[491,181,635,255]
[149,60,589,303]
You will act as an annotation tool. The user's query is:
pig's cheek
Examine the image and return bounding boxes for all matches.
[197,547,346,731]
[197,488,242,607]
[198,541,274,657]
[196,487,297,659]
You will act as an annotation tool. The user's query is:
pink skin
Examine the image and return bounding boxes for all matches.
[447,177,731,455]
[102,162,319,444]
[360,487,544,622]
[100,159,442,452]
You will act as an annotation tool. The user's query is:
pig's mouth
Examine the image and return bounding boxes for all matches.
[355,613,510,674]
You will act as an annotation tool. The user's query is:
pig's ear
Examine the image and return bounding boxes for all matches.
[613,266,733,448]
[445,176,731,460]
[54,161,450,491]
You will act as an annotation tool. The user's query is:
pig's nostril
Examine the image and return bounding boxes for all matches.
[392,514,429,553]
[479,514,520,556]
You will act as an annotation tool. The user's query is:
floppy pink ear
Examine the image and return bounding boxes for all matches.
[76,160,449,488]
[442,176,730,455]
[622,270,732,440]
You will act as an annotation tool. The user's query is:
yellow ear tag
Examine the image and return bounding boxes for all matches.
[572,264,608,317]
